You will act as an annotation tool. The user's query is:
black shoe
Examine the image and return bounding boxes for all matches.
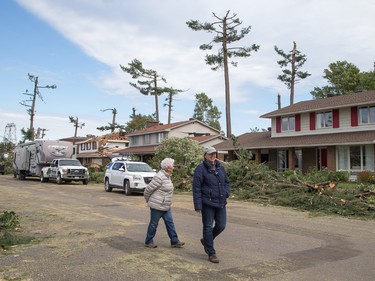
[209,255,220,263]
[171,241,185,248]
[200,238,208,254]
[145,243,157,248]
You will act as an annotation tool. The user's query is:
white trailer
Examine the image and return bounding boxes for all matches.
[13,140,74,180]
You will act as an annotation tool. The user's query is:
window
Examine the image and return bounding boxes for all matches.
[157,132,165,143]
[132,136,138,145]
[144,134,151,144]
[277,150,288,172]
[337,145,374,171]
[359,106,375,124]
[281,116,295,131]
[80,144,85,151]
[316,111,332,128]
[112,162,123,171]
[294,149,302,171]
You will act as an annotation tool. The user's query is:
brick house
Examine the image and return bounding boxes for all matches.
[215,90,375,179]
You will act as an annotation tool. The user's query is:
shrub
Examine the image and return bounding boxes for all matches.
[151,137,204,190]
[0,210,20,249]
[89,172,105,184]
[357,171,375,184]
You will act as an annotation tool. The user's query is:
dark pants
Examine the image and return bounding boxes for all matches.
[145,208,179,245]
[201,204,226,256]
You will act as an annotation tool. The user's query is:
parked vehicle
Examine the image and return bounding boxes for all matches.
[40,158,89,185]
[13,140,74,180]
[104,161,156,195]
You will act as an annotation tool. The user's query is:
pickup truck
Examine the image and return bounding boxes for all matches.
[40,158,89,185]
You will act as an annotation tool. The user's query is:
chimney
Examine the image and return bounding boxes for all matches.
[146,120,159,128]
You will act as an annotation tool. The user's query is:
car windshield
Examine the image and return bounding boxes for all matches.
[126,163,154,172]
[59,160,82,166]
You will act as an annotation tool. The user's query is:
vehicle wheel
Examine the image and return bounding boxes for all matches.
[82,179,89,185]
[124,180,131,196]
[40,172,48,182]
[19,173,26,180]
[104,179,112,192]
[56,173,63,184]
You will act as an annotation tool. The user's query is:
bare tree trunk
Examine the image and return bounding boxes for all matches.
[290,41,297,105]
[222,20,231,137]
[153,75,159,122]
[167,93,172,124]
[111,109,117,133]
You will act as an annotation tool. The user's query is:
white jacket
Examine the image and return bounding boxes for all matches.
[144,169,174,211]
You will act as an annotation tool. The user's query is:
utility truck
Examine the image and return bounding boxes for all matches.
[40,158,89,185]
[13,140,74,180]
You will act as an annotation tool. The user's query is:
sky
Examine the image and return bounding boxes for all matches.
[1,0,374,143]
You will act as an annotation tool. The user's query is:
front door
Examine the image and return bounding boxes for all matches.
[317,148,327,170]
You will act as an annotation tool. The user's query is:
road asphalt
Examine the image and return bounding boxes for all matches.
[0,175,374,281]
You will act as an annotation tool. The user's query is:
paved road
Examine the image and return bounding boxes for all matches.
[0,175,374,281]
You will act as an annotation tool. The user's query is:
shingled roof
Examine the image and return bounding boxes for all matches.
[214,130,375,151]
[261,90,375,118]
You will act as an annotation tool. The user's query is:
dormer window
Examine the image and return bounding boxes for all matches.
[316,111,332,128]
[359,106,375,124]
[281,116,295,131]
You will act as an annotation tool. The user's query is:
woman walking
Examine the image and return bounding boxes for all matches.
[144,157,185,248]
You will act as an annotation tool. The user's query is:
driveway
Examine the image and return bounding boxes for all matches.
[0,175,374,281]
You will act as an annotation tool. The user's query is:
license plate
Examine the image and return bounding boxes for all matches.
[74,177,79,179]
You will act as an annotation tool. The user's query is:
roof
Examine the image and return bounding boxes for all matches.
[117,145,158,155]
[261,90,375,118]
[126,119,221,136]
[115,135,227,155]
[190,134,228,143]
[59,136,91,143]
[214,130,375,151]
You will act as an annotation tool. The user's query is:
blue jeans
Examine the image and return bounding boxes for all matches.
[145,208,179,245]
[201,204,226,256]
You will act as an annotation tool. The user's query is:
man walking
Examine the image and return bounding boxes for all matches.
[193,147,230,263]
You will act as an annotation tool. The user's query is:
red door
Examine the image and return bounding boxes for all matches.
[317,148,328,170]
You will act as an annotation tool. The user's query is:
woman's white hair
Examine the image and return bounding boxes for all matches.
[161,158,174,170]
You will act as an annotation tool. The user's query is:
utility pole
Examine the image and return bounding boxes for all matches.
[20,74,56,141]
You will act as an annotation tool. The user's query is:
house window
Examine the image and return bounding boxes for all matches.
[93,142,97,150]
[132,136,138,145]
[295,149,302,171]
[316,111,332,128]
[277,150,288,172]
[80,144,85,151]
[337,145,374,171]
[144,134,151,144]
[359,106,375,124]
[281,116,295,131]
[157,132,165,143]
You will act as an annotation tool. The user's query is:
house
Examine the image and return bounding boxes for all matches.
[119,119,227,162]
[63,132,129,169]
[215,90,375,179]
